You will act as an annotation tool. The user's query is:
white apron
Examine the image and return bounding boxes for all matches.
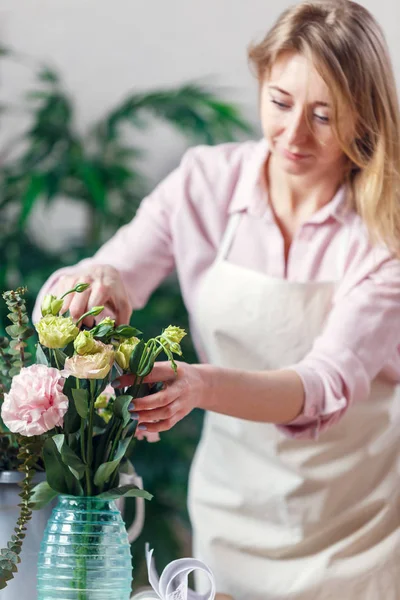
[188,213,400,600]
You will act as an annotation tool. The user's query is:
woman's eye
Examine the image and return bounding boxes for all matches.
[271,99,290,110]
[314,114,330,124]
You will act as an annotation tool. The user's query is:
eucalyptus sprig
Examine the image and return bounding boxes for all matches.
[0,435,43,591]
[2,287,35,377]
[0,288,35,450]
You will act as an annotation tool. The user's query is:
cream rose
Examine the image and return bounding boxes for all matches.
[62,341,114,379]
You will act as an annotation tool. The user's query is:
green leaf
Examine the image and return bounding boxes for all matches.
[62,378,81,434]
[8,367,21,377]
[78,162,106,212]
[93,437,130,486]
[43,436,82,495]
[38,67,59,83]
[137,350,156,377]
[19,173,45,227]
[72,388,89,419]
[112,395,132,427]
[5,324,25,337]
[30,481,58,510]
[60,443,85,480]
[20,327,35,341]
[97,484,152,501]
[91,323,114,340]
[0,550,18,565]
[53,348,67,368]
[114,325,142,337]
[129,339,145,375]
[35,343,49,366]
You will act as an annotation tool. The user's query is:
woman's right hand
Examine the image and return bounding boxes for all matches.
[51,264,133,326]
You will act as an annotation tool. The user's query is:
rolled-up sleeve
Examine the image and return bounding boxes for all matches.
[279,250,400,439]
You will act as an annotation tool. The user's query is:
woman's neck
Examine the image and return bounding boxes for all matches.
[265,154,344,236]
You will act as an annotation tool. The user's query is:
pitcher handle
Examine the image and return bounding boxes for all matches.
[116,470,145,544]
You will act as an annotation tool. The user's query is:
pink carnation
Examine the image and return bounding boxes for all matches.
[1,364,69,437]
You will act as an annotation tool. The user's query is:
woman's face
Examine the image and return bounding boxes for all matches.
[260,52,349,179]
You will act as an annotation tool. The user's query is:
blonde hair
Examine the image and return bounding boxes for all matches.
[248,0,400,256]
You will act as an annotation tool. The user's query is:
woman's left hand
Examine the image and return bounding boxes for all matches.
[112,361,207,433]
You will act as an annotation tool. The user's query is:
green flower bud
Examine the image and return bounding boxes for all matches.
[75,305,105,325]
[161,325,186,345]
[94,394,109,409]
[115,336,140,370]
[97,317,115,328]
[41,294,64,317]
[74,330,97,355]
[160,325,186,355]
[74,283,91,293]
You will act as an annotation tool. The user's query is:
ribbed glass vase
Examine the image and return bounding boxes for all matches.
[37,495,132,600]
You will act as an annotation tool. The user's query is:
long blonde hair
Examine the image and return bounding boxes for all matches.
[248,0,400,255]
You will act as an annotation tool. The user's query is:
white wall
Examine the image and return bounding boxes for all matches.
[0,0,399,248]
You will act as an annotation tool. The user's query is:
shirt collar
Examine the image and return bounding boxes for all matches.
[228,138,352,225]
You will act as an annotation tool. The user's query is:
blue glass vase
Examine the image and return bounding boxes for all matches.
[37,495,132,600]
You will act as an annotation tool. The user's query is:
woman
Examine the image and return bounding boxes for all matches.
[35,1,400,597]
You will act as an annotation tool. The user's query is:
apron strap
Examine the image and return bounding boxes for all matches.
[216,213,242,262]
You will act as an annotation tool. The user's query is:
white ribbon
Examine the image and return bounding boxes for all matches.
[145,544,216,600]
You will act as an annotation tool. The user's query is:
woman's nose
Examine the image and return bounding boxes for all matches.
[285,110,310,145]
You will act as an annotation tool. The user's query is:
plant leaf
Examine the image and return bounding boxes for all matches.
[60,443,85,480]
[72,388,89,419]
[97,484,152,501]
[35,343,48,366]
[43,436,82,495]
[31,481,58,510]
[93,437,130,486]
[112,395,132,427]
[62,378,81,434]
[114,325,142,337]
[129,339,145,375]
[19,173,45,227]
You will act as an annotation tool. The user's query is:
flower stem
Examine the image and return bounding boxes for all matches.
[85,380,96,496]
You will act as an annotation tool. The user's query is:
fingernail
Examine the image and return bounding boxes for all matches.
[138,425,147,431]
[129,402,135,410]
[111,379,120,388]
[130,412,139,420]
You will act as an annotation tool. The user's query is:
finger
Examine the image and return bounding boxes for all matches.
[142,362,178,384]
[52,276,78,313]
[87,277,112,308]
[130,384,179,411]
[115,296,132,325]
[112,374,136,389]
[68,284,93,321]
[88,272,131,325]
[131,399,181,424]
[82,315,95,327]
[97,304,117,322]
[136,411,184,433]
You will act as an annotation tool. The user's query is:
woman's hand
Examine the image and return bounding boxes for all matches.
[51,264,133,326]
[113,361,208,433]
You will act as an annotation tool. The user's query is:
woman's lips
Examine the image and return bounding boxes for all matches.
[282,148,311,161]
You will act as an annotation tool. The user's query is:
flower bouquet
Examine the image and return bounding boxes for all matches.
[0,284,186,599]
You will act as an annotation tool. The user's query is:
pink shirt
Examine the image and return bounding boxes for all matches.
[38,139,400,438]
